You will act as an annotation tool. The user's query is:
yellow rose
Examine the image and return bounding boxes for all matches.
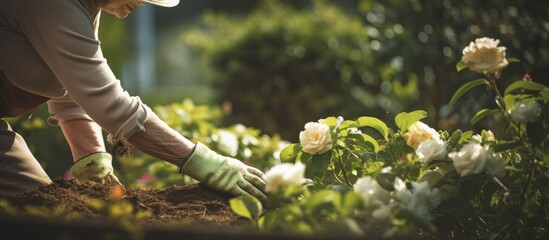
[299,122,333,155]
[405,121,440,149]
[461,37,509,74]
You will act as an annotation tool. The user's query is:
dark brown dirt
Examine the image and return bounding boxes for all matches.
[0,178,363,240]
[5,178,249,231]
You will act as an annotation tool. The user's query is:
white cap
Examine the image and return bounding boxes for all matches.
[141,0,179,7]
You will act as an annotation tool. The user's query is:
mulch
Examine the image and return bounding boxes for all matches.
[0,178,263,240]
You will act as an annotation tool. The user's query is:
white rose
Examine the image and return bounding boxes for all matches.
[402,181,441,222]
[449,142,500,177]
[353,176,391,209]
[405,121,441,149]
[217,130,239,157]
[265,162,306,193]
[416,139,447,166]
[299,122,333,155]
[372,201,395,220]
[508,101,542,124]
[461,37,509,74]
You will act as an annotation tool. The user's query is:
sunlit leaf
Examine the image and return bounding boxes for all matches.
[449,79,490,108]
[395,110,427,132]
[357,116,389,140]
[459,131,474,144]
[280,143,300,162]
[456,61,468,72]
[339,120,359,130]
[229,195,262,221]
[347,133,379,152]
[504,81,546,95]
[507,58,520,63]
[320,117,338,129]
[471,108,499,125]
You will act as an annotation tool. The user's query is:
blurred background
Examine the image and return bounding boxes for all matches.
[7,0,549,179]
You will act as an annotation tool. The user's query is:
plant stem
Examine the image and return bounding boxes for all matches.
[332,169,345,185]
[487,73,546,238]
[337,151,353,186]
[492,176,509,193]
[486,73,541,159]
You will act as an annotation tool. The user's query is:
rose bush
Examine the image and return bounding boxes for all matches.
[230,37,548,239]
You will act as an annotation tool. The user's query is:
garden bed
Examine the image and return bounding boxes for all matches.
[0,178,357,240]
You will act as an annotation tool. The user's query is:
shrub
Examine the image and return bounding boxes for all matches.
[182,1,385,141]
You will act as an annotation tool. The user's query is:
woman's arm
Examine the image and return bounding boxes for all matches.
[59,119,106,161]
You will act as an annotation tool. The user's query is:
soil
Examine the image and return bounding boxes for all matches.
[0,178,271,240]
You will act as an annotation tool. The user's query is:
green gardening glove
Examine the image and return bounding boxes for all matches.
[179,142,267,202]
[70,152,122,185]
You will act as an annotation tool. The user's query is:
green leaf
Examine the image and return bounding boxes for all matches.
[504,81,546,95]
[471,108,499,125]
[507,58,520,63]
[493,140,522,152]
[449,79,490,108]
[297,151,313,163]
[447,129,462,151]
[541,88,549,103]
[341,191,363,215]
[395,110,427,132]
[357,116,389,141]
[347,133,380,152]
[305,151,332,180]
[459,131,474,144]
[456,61,468,72]
[339,120,359,130]
[279,144,301,162]
[320,117,338,129]
[229,195,262,221]
[305,190,341,216]
[493,118,508,140]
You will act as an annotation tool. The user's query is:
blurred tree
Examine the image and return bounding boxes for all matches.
[180,0,548,141]
[182,1,389,141]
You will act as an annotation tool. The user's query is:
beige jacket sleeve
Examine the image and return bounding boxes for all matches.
[10,0,193,165]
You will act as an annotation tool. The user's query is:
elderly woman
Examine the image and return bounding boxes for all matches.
[0,0,267,201]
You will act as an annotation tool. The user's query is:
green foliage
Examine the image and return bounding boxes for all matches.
[229,195,262,222]
[116,98,288,188]
[181,0,385,141]
[228,38,549,239]
[394,110,427,132]
[449,79,490,108]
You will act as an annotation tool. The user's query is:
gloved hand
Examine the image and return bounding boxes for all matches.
[70,152,122,185]
[179,142,267,202]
